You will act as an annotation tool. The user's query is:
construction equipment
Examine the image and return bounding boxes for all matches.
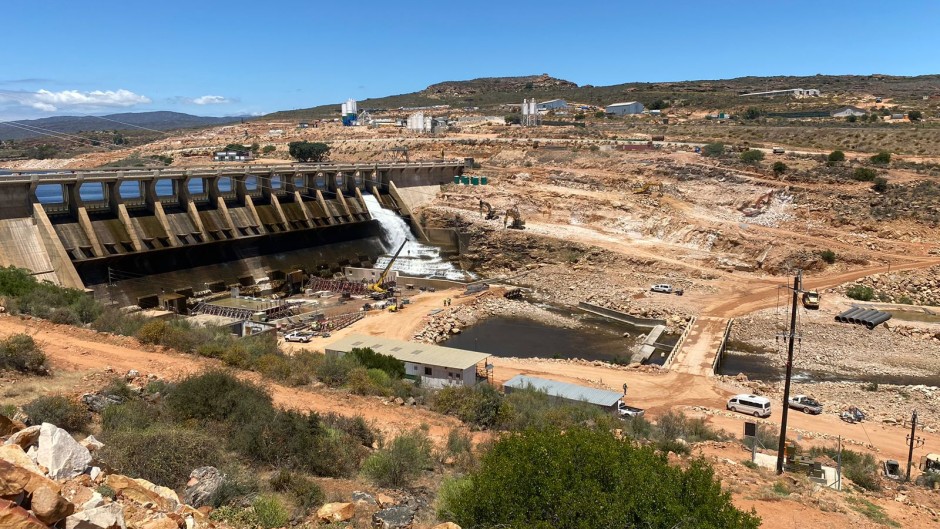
[633,181,663,195]
[504,205,525,229]
[920,454,940,473]
[479,199,498,220]
[369,241,407,294]
[801,290,820,309]
[739,190,775,217]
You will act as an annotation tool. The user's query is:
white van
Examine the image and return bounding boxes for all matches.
[727,394,771,418]
[651,284,673,294]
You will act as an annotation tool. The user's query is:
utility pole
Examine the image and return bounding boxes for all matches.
[906,410,924,481]
[836,436,842,491]
[776,270,802,474]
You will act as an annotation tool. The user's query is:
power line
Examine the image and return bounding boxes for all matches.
[0,119,127,149]
[81,114,171,135]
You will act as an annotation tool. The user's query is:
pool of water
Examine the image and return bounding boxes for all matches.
[718,350,940,386]
[443,312,677,364]
[885,310,940,324]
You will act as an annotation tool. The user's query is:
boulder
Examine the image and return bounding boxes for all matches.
[64,503,126,529]
[81,394,123,414]
[125,370,140,381]
[316,502,355,523]
[0,499,47,529]
[5,425,41,449]
[376,493,396,507]
[81,492,105,511]
[0,444,45,477]
[104,474,179,511]
[351,490,376,505]
[183,467,223,508]
[31,485,75,524]
[0,413,25,436]
[37,423,92,480]
[432,523,462,529]
[372,506,415,529]
[0,459,60,496]
[135,516,177,529]
[80,435,105,452]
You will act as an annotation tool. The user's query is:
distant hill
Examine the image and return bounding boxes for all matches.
[0,111,245,140]
[265,73,940,121]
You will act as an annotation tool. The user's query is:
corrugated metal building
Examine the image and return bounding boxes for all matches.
[831,107,867,118]
[605,101,645,116]
[503,375,622,410]
[537,99,568,111]
[325,334,492,388]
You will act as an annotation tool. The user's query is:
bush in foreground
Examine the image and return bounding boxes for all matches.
[99,426,223,488]
[0,333,47,375]
[23,395,89,432]
[846,285,875,301]
[363,429,433,488]
[740,149,764,164]
[438,427,760,529]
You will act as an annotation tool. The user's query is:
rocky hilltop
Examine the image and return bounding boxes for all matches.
[423,74,577,98]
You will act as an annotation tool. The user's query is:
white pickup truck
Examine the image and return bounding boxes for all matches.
[617,400,645,419]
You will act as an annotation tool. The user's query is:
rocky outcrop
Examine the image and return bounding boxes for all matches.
[0,459,60,496]
[36,424,92,480]
[64,503,126,529]
[103,475,179,512]
[372,505,415,529]
[0,499,48,529]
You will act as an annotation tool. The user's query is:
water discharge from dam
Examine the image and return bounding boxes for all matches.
[362,193,470,281]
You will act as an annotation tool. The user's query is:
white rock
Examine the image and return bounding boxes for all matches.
[82,492,105,511]
[65,502,125,529]
[37,423,92,480]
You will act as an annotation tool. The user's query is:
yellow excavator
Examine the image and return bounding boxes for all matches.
[479,199,499,220]
[369,241,407,295]
[633,181,663,196]
[504,205,525,229]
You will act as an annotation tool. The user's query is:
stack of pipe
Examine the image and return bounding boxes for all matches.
[834,307,892,329]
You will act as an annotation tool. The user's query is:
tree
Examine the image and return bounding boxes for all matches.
[846,115,857,123]
[870,151,891,164]
[250,142,260,155]
[438,427,760,529]
[828,150,846,163]
[504,115,521,125]
[742,107,762,120]
[702,143,725,157]
[868,113,880,123]
[908,110,923,121]
[224,143,249,152]
[739,149,764,164]
[113,133,127,145]
[648,99,670,110]
[288,141,330,162]
[772,161,787,175]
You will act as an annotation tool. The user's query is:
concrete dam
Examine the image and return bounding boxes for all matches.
[0,161,466,302]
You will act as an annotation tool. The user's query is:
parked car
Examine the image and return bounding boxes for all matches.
[727,394,772,418]
[617,401,645,419]
[651,284,673,294]
[788,395,823,414]
[284,331,314,343]
[772,147,785,154]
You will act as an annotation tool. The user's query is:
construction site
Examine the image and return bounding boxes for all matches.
[3,83,940,529]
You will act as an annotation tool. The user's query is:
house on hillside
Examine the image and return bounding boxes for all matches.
[831,107,867,118]
[213,150,251,162]
[325,334,493,388]
[605,101,645,115]
[537,99,568,111]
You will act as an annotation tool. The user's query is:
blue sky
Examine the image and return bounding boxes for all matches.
[1,0,937,120]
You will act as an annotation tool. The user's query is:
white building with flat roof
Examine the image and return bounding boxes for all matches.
[325,334,492,388]
[605,101,645,115]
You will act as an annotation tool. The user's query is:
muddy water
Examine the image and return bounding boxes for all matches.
[443,311,678,365]
[718,351,940,386]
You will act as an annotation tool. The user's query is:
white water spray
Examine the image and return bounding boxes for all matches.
[361,194,470,281]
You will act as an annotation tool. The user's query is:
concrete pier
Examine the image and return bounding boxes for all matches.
[0,161,466,289]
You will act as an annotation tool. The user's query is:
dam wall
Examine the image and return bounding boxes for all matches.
[0,161,465,290]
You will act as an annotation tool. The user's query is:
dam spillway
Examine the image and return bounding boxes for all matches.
[0,161,467,292]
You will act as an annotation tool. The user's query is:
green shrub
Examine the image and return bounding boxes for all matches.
[252,495,290,529]
[101,399,159,432]
[743,423,779,451]
[261,145,276,154]
[23,395,89,431]
[322,413,377,447]
[870,151,891,164]
[740,149,764,164]
[207,465,260,508]
[772,161,787,174]
[872,177,889,192]
[96,485,116,500]
[809,447,880,491]
[702,142,725,157]
[0,267,102,324]
[349,347,405,378]
[0,333,47,375]
[270,470,324,510]
[828,150,846,162]
[852,168,878,181]
[99,427,223,489]
[92,308,146,336]
[432,384,507,430]
[165,370,273,425]
[846,285,875,301]
[362,429,433,487]
[657,410,727,443]
[315,353,357,387]
[820,249,837,264]
[438,427,760,529]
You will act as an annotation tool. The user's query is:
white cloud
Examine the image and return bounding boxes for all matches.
[0,88,151,112]
[192,95,230,105]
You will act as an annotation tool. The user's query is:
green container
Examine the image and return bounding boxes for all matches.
[481,176,488,185]
[471,176,479,185]
[453,175,461,184]
[461,176,470,185]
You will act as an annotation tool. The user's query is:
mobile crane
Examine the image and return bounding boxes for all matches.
[369,241,407,295]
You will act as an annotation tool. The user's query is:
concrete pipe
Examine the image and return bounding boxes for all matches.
[836,307,865,323]
[858,310,887,326]
[850,309,881,325]
[866,312,892,329]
